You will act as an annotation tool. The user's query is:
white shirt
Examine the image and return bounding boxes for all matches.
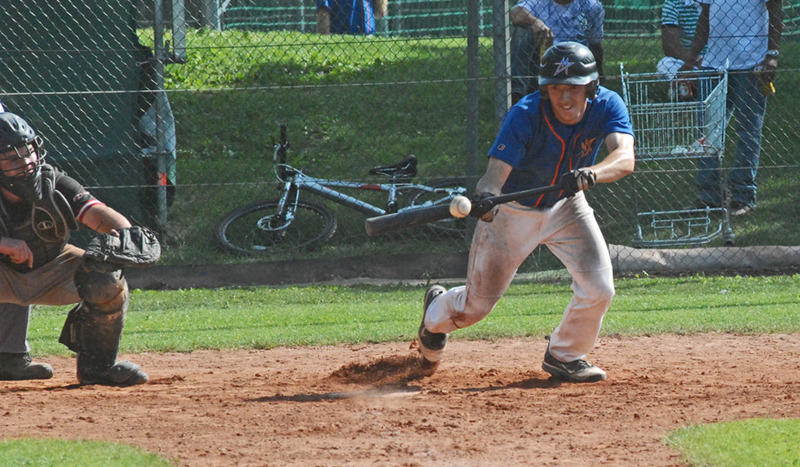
[699,0,769,70]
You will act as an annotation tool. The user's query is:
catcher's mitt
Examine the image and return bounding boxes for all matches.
[84,226,161,268]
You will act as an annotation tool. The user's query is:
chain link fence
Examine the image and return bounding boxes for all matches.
[2,0,798,276]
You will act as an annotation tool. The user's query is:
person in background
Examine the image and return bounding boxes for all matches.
[316,0,388,35]
[658,0,706,100]
[510,0,605,104]
[682,0,782,216]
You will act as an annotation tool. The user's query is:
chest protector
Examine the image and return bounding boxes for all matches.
[0,166,79,271]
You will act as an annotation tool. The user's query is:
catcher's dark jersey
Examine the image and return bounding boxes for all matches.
[0,164,102,272]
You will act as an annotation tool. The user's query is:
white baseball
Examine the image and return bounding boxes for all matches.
[449,195,472,218]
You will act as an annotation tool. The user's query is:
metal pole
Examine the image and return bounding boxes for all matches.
[466,0,480,183]
[493,0,511,129]
[153,0,168,228]
[204,0,221,30]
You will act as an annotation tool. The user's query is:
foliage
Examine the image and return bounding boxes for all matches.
[140,28,800,267]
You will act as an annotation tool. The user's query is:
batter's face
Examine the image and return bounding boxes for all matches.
[547,84,589,125]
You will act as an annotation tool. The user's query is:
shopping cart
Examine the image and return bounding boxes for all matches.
[620,65,734,247]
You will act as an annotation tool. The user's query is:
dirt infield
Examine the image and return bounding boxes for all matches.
[2,333,799,466]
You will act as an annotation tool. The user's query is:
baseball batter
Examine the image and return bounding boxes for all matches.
[417,42,635,382]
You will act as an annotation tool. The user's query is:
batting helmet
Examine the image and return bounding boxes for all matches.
[0,112,47,201]
[538,42,599,99]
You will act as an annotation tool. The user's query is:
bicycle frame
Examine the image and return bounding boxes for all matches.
[271,127,465,218]
[276,168,462,217]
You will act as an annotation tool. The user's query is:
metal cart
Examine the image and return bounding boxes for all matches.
[620,65,734,247]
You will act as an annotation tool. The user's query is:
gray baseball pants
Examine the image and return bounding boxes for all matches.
[0,244,84,353]
[423,192,615,362]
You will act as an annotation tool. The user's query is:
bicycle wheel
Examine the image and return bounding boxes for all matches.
[408,177,470,237]
[215,199,337,254]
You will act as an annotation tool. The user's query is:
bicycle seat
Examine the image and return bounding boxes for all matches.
[368,155,418,181]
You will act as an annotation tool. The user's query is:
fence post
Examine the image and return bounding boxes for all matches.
[203,0,222,30]
[466,0,481,183]
[493,0,511,129]
[153,0,169,229]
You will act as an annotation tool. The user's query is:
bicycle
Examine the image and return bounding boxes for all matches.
[215,123,469,254]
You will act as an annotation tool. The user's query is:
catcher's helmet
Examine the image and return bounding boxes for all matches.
[538,41,599,98]
[0,112,47,201]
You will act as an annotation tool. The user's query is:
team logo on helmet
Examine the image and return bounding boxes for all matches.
[555,57,574,76]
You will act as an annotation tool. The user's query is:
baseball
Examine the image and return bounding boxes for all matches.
[449,195,472,218]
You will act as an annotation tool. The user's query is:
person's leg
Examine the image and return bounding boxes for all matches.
[61,255,148,387]
[510,26,535,103]
[0,303,31,354]
[423,202,546,334]
[693,71,729,207]
[0,303,54,380]
[727,69,766,208]
[543,194,614,362]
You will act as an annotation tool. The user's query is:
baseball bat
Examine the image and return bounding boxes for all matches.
[364,184,563,237]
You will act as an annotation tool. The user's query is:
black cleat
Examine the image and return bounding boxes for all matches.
[417,285,448,367]
[0,352,54,380]
[79,360,149,387]
[542,348,606,383]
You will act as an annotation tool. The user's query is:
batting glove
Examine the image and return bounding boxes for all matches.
[560,168,596,196]
[469,192,498,223]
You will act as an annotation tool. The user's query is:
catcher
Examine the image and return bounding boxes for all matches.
[0,112,160,386]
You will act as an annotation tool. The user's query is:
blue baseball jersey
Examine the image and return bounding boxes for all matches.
[488,86,633,208]
[318,0,376,35]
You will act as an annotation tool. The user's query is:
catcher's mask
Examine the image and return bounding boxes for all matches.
[0,112,47,201]
[538,42,599,100]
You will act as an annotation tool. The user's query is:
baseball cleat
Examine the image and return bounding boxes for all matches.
[417,285,448,367]
[78,361,149,387]
[0,352,54,380]
[542,348,606,383]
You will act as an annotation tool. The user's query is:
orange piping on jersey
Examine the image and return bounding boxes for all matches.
[541,112,568,205]
[569,132,585,171]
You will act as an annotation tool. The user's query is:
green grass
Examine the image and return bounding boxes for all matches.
[27,273,800,356]
[0,439,174,466]
[666,419,800,466]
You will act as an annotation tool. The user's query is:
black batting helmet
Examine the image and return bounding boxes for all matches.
[539,41,599,98]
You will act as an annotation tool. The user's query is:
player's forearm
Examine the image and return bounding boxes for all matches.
[476,157,512,194]
[591,134,635,183]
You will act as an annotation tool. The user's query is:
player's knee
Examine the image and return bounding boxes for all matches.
[599,281,615,301]
[591,281,615,310]
[74,268,128,313]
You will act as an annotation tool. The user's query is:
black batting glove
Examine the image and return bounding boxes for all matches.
[560,168,596,196]
[469,192,498,222]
